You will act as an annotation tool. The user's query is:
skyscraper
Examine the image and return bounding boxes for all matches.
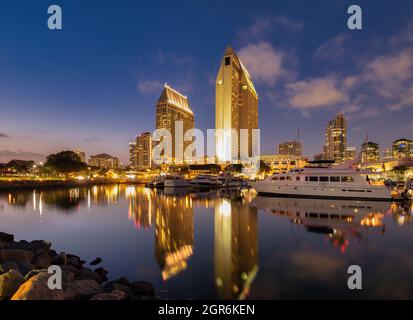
[215,46,258,163]
[136,132,152,169]
[155,84,194,164]
[128,142,136,168]
[322,113,347,163]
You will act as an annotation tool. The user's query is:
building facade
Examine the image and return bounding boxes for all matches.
[129,142,136,168]
[136,132,152,169]
[156,84,194,164]
[392,138,413,159]
[89,153,119,170]
[278,141,302,157]
[322,113,347,163]
[215,46,258,163]
[260,154,309,173]
[345,146,356,161]
[74,150,86,163]
[361,141,380,163]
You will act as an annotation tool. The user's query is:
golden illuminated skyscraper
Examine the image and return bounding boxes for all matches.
[215,46,258,162]
[155,84,194,164]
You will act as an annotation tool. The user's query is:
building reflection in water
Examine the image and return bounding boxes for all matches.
[250,197,399,253]
[154,193,194,281]
[214,198,258,300]
[127,187,155,229]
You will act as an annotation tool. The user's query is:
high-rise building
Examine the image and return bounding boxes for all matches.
[74,150,86,163]
[129,142,136,168]
[392,138,413,159]
[215,46,258,163]
[89,153,119,169]
[322,113,347,163]
[155,84,194,164]
[278,141,302,157]
[361,142,380,163]
[136,132,152,169]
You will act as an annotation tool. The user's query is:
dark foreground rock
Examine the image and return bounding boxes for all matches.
[0,231,156,300]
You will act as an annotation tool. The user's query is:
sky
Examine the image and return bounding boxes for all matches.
[1,0,413,164]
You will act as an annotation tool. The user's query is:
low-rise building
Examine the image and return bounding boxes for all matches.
[260,154,309,173]
[89,153,119,170]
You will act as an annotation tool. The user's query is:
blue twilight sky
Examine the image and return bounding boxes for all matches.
[1,0,413,163]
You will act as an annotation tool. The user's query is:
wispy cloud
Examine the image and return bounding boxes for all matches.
[238,42,294,86]
[286,77,348,110]
[0,132,10,139]
[137,79,163,94]
[314,34,349,61]
[0,150,45,162]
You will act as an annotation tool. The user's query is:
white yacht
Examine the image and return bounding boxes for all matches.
[249,167,393,201]
[163,175,192,188]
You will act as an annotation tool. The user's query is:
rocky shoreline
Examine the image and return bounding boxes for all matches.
[0,231,157,300]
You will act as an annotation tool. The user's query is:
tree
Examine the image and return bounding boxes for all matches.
[259,160,272,174]
[44,151,87,174]
[392,165,408,180]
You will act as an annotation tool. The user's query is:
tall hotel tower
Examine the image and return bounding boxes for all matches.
[215,46,258,163]
[322,113,348,163]
[156,84,194,164]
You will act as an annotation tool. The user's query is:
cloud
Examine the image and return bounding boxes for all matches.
[84,136,102,144]
[0,133,10,139]
[240,16,304,40]
[315,34,349,60]
[137,79,163,94]
[286,77,348,110]
[0,150,45,163]
[238,42,291,85]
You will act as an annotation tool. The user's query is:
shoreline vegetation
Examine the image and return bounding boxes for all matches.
[0,179,149,191]
[0,231,157,300]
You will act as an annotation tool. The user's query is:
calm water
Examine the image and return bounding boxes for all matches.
[1,185,413,299]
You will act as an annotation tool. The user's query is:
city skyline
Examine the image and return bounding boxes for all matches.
[1,0,413,164]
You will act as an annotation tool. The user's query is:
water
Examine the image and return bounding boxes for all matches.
[1,185,413,299]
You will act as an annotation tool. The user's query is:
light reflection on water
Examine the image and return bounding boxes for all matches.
[0,185,413,299]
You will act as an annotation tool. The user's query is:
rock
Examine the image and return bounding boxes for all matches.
[94,267,108,282]
[61,264,80,275]
[66,254,83,268]
[64,279,102,300]
[11,272,64,300]
[0,269,24,299]
[90,257,102,266]
[53,252,67,266]
[91,289,126,300]
[103,278,134,298]
[0,240,5,249]
[5,240,50,256]
[75,267,103,284]
[131,281,155,296]
[0,261,19,274]
[16,261,34,276]
[24,269,47,282]
[0,232,14,243]
[0,249,34,263]
[32,252,52,269]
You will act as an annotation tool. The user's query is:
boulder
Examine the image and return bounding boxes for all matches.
[131,281,155,296]
[61,264,80,275]
[0,249,34,263]
[0,261,19,274]
[53,252,67,266]
[16,261,34,276]
[94,267,108,283]
[24,269,47,282]
[0,269,24,299]
[32,252,52,269]
[66,254,83,268]
[91,289,126,300]
[90,257,102,266]
[5,240,50,256]
[103,278,134,298]
[11,272,64,300]
[0,232,14,243]
[64,279,103,300]
[75,267,103,283]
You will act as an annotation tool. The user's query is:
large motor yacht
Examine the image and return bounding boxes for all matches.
[249,167,393,201]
